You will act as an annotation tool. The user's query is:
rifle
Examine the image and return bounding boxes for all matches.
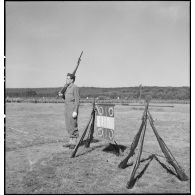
[118,101,149,169]
[147,111,188,181]
[71,102,95,158]
[57,51,83,99]
[85,99,96,148]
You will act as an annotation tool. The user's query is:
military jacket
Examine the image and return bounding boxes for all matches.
[64,83,79,112]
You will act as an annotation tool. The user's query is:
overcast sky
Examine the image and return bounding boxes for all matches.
[6,1,190,88]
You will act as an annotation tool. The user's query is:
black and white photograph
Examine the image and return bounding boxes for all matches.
[5,1,190,194]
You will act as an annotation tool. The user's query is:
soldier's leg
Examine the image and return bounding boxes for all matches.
[68,117,79,149]
[63,107,74,147]
[70,117,79,138]
[64,109,72,135]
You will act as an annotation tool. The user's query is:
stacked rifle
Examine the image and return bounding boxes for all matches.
[118,99,188,189]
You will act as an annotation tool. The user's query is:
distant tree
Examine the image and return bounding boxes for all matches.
[98,96,110,100]
[26,90,37,97]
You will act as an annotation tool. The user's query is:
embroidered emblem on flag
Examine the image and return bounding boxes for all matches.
[96,104,115,141]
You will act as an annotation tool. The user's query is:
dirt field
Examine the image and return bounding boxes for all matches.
[5,102,190,193]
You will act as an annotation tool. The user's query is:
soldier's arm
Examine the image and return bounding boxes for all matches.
[60,83,69,94]
[58,83,69,99]
[73,86,80,113]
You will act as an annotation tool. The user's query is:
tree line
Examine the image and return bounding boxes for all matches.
[6,86,190,100]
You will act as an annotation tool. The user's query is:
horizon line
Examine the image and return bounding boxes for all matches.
[5,85,190,89]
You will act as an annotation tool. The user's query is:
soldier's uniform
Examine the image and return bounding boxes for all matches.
[64,82,80,139]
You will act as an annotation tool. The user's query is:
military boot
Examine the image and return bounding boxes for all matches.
[69,137,77,149]
[63,138,73,148]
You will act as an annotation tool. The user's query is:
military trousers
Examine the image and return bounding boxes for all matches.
[64,101,79,138]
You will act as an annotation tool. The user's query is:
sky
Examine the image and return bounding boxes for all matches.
[5,1,190,88]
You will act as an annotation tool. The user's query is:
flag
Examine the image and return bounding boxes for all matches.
[96,104,115,141]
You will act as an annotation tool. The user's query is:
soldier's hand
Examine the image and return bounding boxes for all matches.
[58,92,63,97]
[72,112,77,118]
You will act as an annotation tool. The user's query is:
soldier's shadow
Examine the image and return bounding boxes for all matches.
[74,142,106,157]
[102,143,127,156]
[76,142,127,157]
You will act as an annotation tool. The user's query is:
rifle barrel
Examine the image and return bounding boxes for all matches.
[72,51,83,75]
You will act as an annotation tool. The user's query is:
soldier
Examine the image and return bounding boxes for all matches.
[58,73,80,149]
